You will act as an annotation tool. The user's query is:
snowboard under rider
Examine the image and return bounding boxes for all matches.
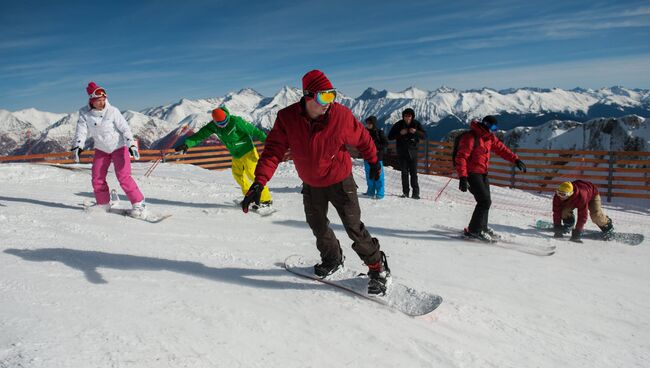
[552,180,614,242]
[240,69,391,296]
[454,115,527,241]
[174,106,273,208]
[71,82,147,218]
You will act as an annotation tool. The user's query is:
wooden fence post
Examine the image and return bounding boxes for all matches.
[607,151,615,203]
[424,140,430,174]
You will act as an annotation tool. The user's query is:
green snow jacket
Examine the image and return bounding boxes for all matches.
[183,106,267,159]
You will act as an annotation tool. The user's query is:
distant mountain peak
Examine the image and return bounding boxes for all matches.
[357,87,387,100]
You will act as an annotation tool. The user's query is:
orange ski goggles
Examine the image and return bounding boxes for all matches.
[304,89,337,106]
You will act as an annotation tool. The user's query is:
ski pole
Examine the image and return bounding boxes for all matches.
[144,124,189,178]
[434,177,453,202]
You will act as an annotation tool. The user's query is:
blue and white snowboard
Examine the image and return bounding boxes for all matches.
[284,255,443,317]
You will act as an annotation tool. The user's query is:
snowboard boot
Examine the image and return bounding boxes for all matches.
[599,217,614,240]
[411,193,420,200]
[463,227,494,242]
[314,249,344,278]
[367,251,391,296]
[251,200,271,211]
[130,201,148,219]
[484,227,502,240]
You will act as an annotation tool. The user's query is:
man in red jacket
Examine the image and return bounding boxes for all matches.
[241,70,390,296]
[455,116,527,241]
[552,180,613,242]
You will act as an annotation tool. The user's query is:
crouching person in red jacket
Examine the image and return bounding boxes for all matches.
[241,70,390,296]
[553,180,613,242]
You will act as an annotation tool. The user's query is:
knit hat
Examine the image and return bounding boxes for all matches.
[212,108,229,127]
[365,116,377,125]
[86,82,106,103]
[402,108,415,118]
[557,182,574,197]
[302,70,334,92]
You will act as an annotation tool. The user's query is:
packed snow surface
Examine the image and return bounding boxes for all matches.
[0,161,648,367]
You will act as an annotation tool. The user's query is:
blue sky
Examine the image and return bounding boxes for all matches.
[1,0,649,113]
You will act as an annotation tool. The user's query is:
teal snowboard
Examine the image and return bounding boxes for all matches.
[535,220,644,246]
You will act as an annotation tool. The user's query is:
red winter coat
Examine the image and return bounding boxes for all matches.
[454,121,519,177]
[254,99,377,187]
[552,180,599,231]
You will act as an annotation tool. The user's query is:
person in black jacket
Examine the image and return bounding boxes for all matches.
[388,108,426,199]
[363,116,389,199]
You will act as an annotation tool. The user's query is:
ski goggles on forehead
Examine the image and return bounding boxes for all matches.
[89,88,107,99]
[556,190,573,199]
[304,89,337,106]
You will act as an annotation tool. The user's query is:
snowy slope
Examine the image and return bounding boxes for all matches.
[1,161,648,368]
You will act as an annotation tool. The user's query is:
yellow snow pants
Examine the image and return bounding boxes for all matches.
[231,148,272,203]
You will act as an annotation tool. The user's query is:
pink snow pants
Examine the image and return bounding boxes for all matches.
[91,147,144,205]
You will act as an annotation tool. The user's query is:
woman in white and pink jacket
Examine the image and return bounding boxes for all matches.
[71,82,146,217]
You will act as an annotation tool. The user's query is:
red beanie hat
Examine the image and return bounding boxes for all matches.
[302,70,333,92]
[86,81,106,104]
[86,82,101,95]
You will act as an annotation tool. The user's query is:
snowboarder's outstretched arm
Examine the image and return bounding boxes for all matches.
[346,113,377,164]
[491,137,518,164]
[254,115,289,186]
[182,122,216,149]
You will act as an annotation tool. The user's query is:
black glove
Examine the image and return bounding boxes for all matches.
[515,159,527,173]
[459,177,469,192]
[553,224,564,238]
[242,181,264,213]
[570,229,583,243]
[129,145,140,160]
[369,161,381,181]
[70,147,83,163]
[175,144,188,154]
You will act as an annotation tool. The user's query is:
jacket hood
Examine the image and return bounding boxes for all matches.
[470,120,491,138]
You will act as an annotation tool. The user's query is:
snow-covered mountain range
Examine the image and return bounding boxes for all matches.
[1,86,649,156]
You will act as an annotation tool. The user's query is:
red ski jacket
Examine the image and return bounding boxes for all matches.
[553,180,600,231]
[254,99,377,187]
[454,121,519,178]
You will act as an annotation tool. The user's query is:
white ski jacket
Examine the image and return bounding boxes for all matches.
[73,101,135,153]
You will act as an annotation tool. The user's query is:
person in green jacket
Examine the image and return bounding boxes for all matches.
[175,106,273,206]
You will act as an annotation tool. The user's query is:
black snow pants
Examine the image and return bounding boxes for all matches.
[302,174,381,266]
[398,154,419,197]
[467,173,491,233]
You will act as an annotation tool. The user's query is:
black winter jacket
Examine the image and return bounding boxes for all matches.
[366,127,389,161]
[388,119,426,158]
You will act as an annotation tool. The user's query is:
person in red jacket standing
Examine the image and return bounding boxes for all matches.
[241,70,391,296]
[455,116,527,241]
[552,180,613,242]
